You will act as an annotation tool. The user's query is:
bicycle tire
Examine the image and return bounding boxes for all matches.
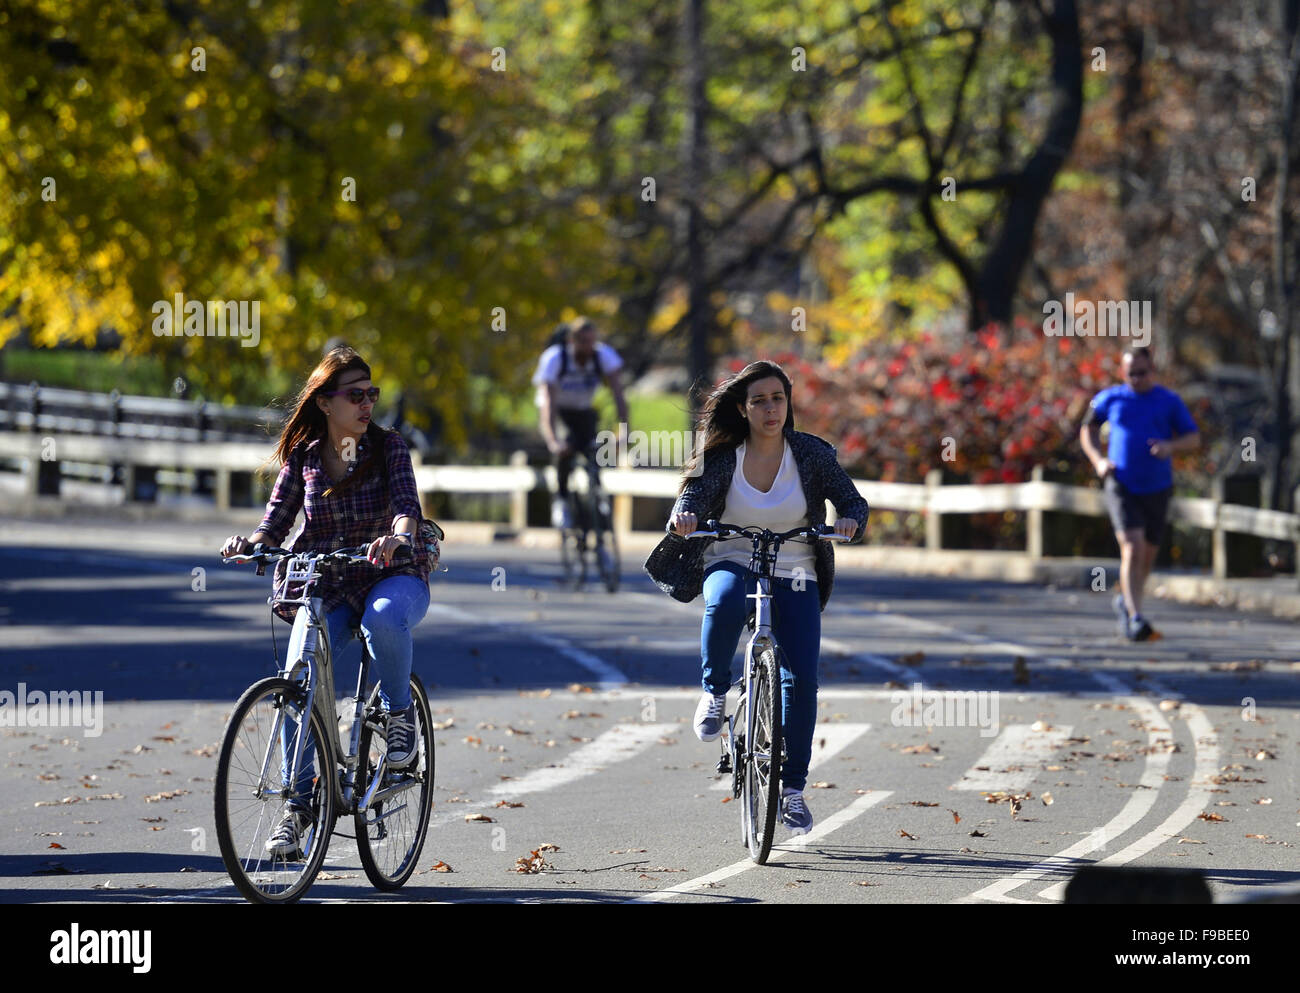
[745,647,784,864]
[595,497,620,593]
[731,691,749,848]
[214,676,336,904]
[355,674,435,889]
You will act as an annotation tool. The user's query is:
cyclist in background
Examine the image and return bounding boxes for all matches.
[534,317,630,528]
[644,360,868,835]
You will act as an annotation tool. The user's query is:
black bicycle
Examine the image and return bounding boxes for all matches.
[558,444,620,593]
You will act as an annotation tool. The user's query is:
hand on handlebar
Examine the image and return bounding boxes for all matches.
[221,535,255,558]
[670,511,697,536]
[831,517,858,540]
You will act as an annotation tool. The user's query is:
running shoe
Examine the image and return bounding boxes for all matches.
[1112,593,1130,639]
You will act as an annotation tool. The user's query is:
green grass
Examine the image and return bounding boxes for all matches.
[2,348,170,396]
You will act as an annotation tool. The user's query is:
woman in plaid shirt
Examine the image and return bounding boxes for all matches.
[221,347,433,851]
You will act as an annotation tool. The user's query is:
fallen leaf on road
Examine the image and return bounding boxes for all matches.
[854,881,881,886]
[190,745,217,757]
[949,809,961,824]
[909,801,938,807]
[34,797,80,807]
[1176,838,1204,845]
[567,683,594,694]
[1158,699,1180,712]
[430,718,455,731]
[1254,798,1273,805]
[1197,812,1226,822]
[462,736,482,747]
[897,829,917,840]
[901,743,939,754]
[514,849,553,874]
[424,861,454,873]
[1255,749,1277,760]
[1031,721,1054,732]
[143,790,188,803]
[465,813,494,823]
[1041,792,1054,806]
[47,842,65,850]
[538,843,560,852]
[810,781,835,789]
[1246,834,1270,840]
[505,727,531,736]
[495,800,525,809]
[969,829,986,838]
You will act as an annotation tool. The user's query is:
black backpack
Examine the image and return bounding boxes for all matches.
[548,323,602,379]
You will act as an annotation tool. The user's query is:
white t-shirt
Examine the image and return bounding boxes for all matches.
[532,342,623,410]
[701,440,817,581]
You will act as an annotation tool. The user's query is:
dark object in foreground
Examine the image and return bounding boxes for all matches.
[1065,866,1211,904]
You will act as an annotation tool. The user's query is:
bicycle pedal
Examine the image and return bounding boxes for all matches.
[716,754,731,775]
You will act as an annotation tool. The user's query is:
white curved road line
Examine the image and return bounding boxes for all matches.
[626,790,894,903]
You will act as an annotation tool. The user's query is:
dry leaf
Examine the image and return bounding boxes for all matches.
[909,801,938,807]
[901,743,939,754]
[495,800,524,809]
[1246,834,1270,840]
[897,829,917,840]
[1041,792,1054,806]
[1197,812,1225,822]
[1158,699,1180,712]
[949,809,961,824]
[969,829,986,838]
[47,842,65,850]
[1254,798,1273,805]
[427,860,453,873]
[810,781,836,789]
[465,813,494,823]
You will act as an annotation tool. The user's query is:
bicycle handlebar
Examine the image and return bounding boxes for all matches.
[685,520,851,542]
[221,543,413,569]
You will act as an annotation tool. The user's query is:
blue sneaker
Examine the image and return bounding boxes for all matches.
[780,788,813,835]
[1112,594,1130,639]
[693,692,727,742]
[385,704,418,770]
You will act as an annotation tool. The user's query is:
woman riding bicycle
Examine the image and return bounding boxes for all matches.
[220,346,434,853]
[645,360,868,834]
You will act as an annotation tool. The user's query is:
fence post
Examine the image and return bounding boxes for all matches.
[29,382,61,497]
[1294,485,1300,591]
[1211,476,1226,581]
[509,450,528,530]
[1027,465,1044,561]
[925,468,943,551]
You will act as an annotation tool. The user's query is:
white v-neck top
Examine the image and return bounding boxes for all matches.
[701,440,816,580]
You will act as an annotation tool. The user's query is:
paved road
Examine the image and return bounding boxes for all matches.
[1,519,1297,903]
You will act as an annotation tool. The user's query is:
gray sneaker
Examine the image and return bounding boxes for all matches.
[385,704,418,770]
[693,692,727,742]
[265,807,311,857]
[780,788,813,834]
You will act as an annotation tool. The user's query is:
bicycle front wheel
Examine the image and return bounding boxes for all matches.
[214,677,336,904]
[355,674,435,889]
[744,647,784,864]
[595,505,620,594]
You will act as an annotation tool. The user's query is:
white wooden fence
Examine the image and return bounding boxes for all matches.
[3,430,1296,583]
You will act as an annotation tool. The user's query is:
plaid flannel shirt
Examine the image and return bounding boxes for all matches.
[255,429,431,623]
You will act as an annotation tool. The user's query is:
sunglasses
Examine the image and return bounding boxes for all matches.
[323,386,380,404]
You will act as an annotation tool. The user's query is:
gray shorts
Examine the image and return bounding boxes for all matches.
[1103,474,1172,544]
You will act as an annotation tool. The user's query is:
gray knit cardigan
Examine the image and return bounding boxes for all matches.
[643,428,869,611]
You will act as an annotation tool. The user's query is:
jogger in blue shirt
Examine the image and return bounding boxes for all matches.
[1080,346,1199,641]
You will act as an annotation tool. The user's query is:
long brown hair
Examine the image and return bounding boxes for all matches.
[679,360,795,493]
[268,346,388,498]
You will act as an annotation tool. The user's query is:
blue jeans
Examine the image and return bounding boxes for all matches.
[700,562,821,791]
[282,575,430,806]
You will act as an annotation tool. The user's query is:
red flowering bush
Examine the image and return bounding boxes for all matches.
[722,325,1213,550]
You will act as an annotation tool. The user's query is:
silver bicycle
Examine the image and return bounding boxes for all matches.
[688,521,848,863]
[214,544,434,903]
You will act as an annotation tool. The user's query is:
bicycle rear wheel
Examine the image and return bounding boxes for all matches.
[743,647,783,864]
[355,674,435,889]
[214,676,336,904]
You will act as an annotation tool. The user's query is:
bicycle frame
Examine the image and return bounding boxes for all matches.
[251,551,411,819]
